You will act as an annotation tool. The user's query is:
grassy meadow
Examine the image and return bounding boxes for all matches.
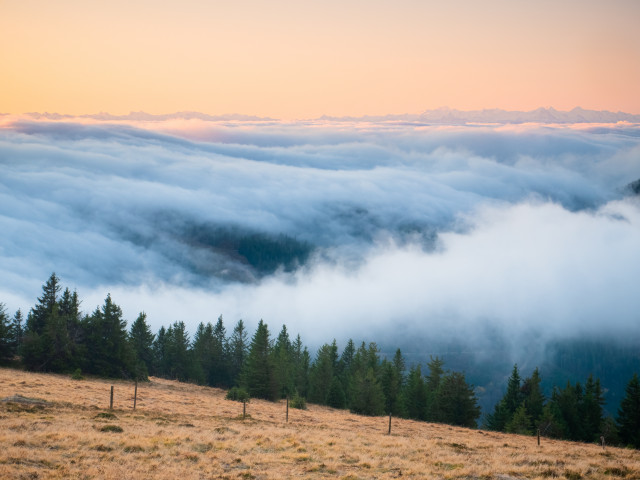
[0,368,638,479]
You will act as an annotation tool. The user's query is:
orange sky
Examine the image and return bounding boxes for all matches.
[1,0,639,119]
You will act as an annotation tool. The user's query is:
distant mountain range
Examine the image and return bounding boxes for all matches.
[16,107,640,124]
[318,106,640,124]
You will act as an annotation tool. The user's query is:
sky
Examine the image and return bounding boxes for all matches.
[2,118,640,353]
[2,0,640,118]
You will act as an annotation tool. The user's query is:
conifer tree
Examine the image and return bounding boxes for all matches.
[506,403,533,435]
[436,372,481,428]
[210,315,229,386]
[163,321,191,381]
[129,312,155,379]
[84,294,133,377]
[617,373,640,448]
[309,341,338,404]
[521,367,545,430]
[10,309,24,355]
[242,320,275,400]
[271,324,293,398]
[229,319,248,386]
[403,365,427,420]
[425,356,445,421]
[0,303,11,361]
[582,374,605,442]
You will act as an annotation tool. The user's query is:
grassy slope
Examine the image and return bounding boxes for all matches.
[0,368,638,479]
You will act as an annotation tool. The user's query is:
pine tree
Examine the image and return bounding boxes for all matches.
[582,374,605,442]
[84,294,133,377]
[0,303,11,361]
[152,326,167,377]
[22,273,61,370]
[425,356,445,421]
[129,312,155,379]
[291,334,310,397]
[242,320,275,400]
[271,324,293,398]
[163,321,191,381]
[436,372,481,428]
[326,376,346,409]
[617,373,640,448]
[229,319,248,386]
[10,309,24,355]
[521,367,545,430]
[350,367,385,416]
[309,341,338,404]
[403,365,427,420]
[506,403,532,435]
[210,315,229,387]
[485,364,523,431]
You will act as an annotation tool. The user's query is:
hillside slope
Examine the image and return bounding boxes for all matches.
[0,368,638,479]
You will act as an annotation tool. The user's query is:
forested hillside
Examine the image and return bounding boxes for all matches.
[1,273,638,448]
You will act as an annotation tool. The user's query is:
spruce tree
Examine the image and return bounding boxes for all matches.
[506,403,532,435]
[84,294,133,377]
[229,319,248,385]
[129,312,155,379]
[242,320,275,400]
[521,367,545,430]
[436,372,481,428]
[403,365,427,420]
[10,309,24,355]
[617,373,640,448]
[582,374,605,442]
[0,303,11,361]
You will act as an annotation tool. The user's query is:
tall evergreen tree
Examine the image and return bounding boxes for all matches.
[436,372,481,428]
[309,341,338,404]
[0,303,11,361]
[271,324,293,398]
[403,365,427,420]
[521,367,545,430]
[163,321,192,381]
[22,273,62,370]
[10,309,24,355]
[617,373,640,448]
[291,334,310,397]
[129,312,155,379]
[425,356,445,421]
[582,374,605,442]
[84,294,133,377]
[242,320,275,400]
[229,319,248,386]
[152,326,167,377]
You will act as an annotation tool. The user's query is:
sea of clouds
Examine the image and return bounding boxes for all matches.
[1,117,639,351]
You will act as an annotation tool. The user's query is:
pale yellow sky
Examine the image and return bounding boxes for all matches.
[1,0,639,119]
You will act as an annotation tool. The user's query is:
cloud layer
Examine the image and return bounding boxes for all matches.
[1,117,639,350]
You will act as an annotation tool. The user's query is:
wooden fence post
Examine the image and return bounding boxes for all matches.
[243,400,246,420]
[110,385,114,410]
[388,412,392,435]
[601,436,605,449]
[537,428,540,446]
[133,380,138,410]
[286,396,289,423]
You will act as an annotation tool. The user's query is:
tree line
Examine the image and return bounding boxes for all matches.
[0,273,481,428]
[485,364,640,448]
[1,273,638,447]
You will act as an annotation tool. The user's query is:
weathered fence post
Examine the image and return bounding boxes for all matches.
[537,428,540,446]
[243,399,246,420]
[601,436,605,449]
[388,412,392,435]
[286,396,289,423]
[110,385,114,410]
[133,380,138,410]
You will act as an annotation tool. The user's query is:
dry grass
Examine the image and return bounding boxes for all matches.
[0,368,638,479]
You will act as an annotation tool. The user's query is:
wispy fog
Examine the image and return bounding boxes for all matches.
[2,117,639,351]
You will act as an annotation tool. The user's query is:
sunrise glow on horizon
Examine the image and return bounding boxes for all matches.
[2,0,640,119]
